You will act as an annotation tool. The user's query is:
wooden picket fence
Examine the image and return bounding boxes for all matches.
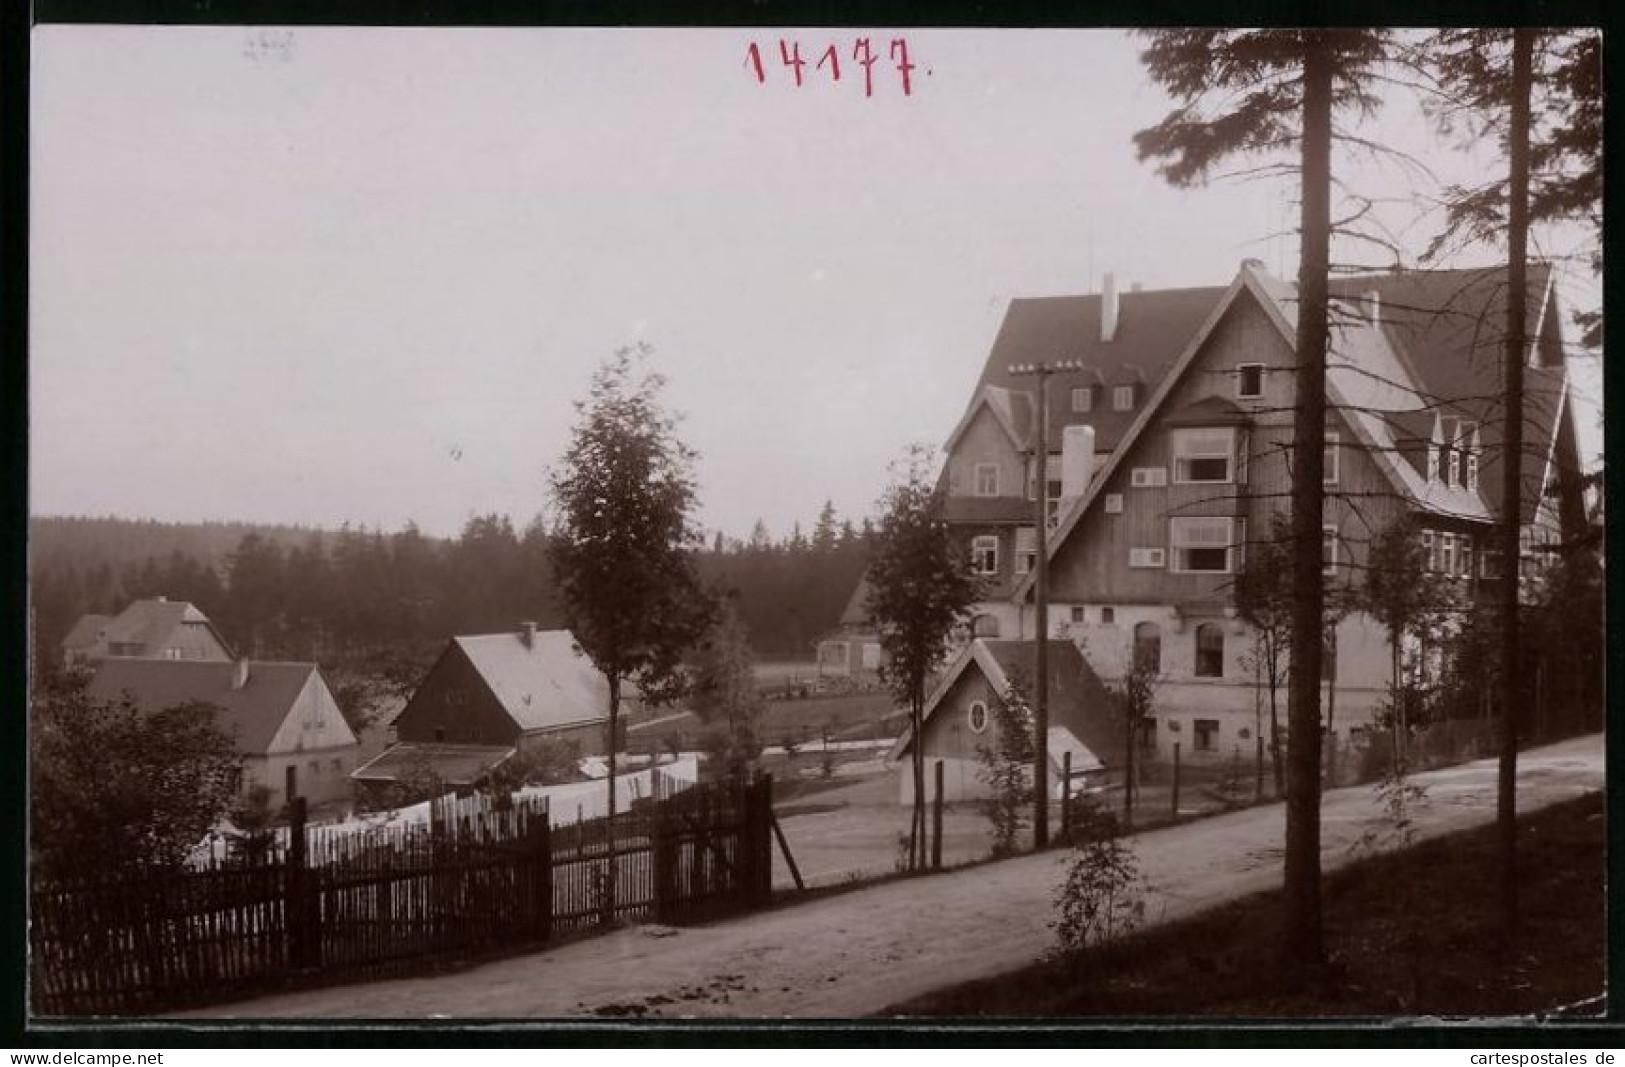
[30,777,773,1017]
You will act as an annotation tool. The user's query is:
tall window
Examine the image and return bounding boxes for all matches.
[1440,532,1457,577]
[1015,526,1037,574]
[1323,432,1340,485]
[1171,427,1236,483]
[1460,540,1474,581]
[973,463,999,497]
[1466,425,1481,491]
[970,535,999,576]
[1422,529,1437,572]
[1194,622,1225,678]
[1170,516,1236,573]
[1112,385,1135,411]
[1237,363,1264,399]
[1071,386,1093,413]
[1133,622,1162,675]
[1322,525,1339,576]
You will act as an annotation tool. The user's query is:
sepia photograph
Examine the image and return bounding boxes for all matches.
[24,24,1604,1027]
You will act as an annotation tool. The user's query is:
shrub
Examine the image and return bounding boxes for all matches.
[1052,795,1146,959]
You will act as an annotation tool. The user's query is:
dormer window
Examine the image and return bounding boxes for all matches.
[1071,386,1094,413]
[1464,423,1480,492]
[1237,363,1264,400]
[973,463,999,497]
[1172,427,1235,484]
[1427,440,1440,483]
[1112,385,1135,412]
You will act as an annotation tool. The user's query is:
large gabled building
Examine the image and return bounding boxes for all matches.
[926,259,1587,766]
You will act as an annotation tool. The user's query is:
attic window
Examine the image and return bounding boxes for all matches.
[1237,363,1264,399]
[974,463,999,497]
[1112,385,1135,412]
[1071,387,1094,413]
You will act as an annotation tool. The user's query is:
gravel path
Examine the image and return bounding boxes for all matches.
[178,734,1604,1020]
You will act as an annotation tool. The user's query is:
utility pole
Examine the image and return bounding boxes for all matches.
[1009,358,1082,849]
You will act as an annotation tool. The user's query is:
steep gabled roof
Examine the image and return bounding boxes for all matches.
[942,385,1032,454]
[1008,266,1265,601]
[895,638,1124,771]
[454,630,611,734]
[61,614,112,651]
[1007,262,1571,602]
[836,571,875,629]
[971,285,1229,454]
[98,597,235,657]
[85,658,340,755]
[1330,265,1564,524]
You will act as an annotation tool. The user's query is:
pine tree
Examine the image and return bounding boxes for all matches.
[1136,28,1392,976]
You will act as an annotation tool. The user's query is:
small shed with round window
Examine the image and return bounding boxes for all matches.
[890,637,1123,805]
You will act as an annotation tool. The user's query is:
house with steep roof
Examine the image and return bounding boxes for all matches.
[86,657,358,807]
[814,575,884,679]
[920,260,1586,766]
[892,639,1124,804]
[63,596,234,666]
[354,625,614,796]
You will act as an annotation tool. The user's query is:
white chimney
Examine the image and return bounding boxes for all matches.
[154,595,167,603]
[1100,272,1119,343]
[1364,288,1381,324]
[1060,424,1096,504]
[232,658,250,690]
[520,621,538,649]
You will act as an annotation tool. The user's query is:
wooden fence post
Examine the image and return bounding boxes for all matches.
[652,808,677,923]
[286,796,320,970]
[1060,750,1072,844]
[1171,742,1181,821]
[931,760,944,871]
[530,813,554,942]
[753,775,774,904]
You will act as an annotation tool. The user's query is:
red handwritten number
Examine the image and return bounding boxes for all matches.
[852,37,877,97]
[817,43,841,82]
[779,39,806,87]
[745,42,765,83]
[890,38,915,96]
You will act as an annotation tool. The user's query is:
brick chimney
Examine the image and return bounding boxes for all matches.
[520,621,538,650]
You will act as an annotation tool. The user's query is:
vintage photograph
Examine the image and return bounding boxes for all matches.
[27,26,1603,1022]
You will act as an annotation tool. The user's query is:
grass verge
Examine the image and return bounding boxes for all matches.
[886,791,1604,1018]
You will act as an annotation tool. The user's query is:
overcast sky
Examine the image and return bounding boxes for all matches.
[30,27,1602,541]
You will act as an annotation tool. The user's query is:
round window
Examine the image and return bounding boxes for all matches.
[968,700,989,734]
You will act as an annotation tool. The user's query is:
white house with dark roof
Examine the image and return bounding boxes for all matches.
[86,657,358,808]
[907,259,1587,766]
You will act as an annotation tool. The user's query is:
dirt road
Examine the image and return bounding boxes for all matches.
[180,734,1603,1020]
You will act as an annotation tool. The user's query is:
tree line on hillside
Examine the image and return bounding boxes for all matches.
[29,506,875,680]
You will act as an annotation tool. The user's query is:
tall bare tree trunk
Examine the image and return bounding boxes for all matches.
[1284,32,1333,978]
[912,689,926,870]
[1498,27,1534,946]
[605,673,620,922]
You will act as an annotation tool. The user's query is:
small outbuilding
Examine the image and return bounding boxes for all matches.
[892,638,1123,805]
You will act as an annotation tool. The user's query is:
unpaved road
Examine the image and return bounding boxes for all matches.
[180,734,1603,1020]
